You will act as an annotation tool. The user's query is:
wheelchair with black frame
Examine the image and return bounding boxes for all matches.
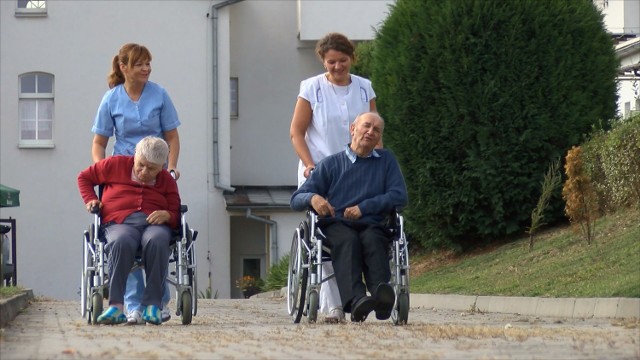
[80,202,198,325]
[287,209,410,325]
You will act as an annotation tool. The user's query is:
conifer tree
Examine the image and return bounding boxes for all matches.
[371,0,618,249]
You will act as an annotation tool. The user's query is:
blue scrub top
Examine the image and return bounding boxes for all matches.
[91,81,181,156]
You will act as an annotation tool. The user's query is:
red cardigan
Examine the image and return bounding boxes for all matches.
[77,156,181,229]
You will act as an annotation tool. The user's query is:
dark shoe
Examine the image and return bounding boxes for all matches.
[375,283,395,320]
[350,296,376,322]
[161,305,171,322]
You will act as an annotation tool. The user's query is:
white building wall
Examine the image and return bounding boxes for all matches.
[229,0,307,186]
[2,0,635,301]
[223,0,395,296]
[0,0,218,300]
[617,77,640,117]
[616,37,640,117]
[298,0,394,40]
[210,3,234,299]
[599,0,640,35]
[0,0,394,301]
[229,0,393,186]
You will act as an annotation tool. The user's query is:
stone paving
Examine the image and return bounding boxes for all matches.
[1,296,638,359]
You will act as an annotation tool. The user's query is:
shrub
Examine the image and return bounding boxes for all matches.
[562,146,599,244]
[527,159,562,251]
[582,114,640,211]
[262,254,290,291]
[371,0,618,249]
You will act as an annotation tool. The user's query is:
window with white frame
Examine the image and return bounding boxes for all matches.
[231,77,239,118]
[15,0,47,17]
[19,72,54,148]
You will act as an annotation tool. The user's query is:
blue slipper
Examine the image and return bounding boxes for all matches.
[97,306,127,325]
[143,305,162,325]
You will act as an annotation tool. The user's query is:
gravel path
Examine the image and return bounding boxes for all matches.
[1,297,638,359]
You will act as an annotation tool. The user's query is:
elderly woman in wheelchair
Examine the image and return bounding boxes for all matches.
[78,136,179,325]
[289,112,409,323]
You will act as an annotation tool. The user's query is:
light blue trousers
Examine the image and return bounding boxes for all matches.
[124,268,171,313]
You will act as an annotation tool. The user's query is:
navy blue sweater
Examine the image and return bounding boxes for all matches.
[291,148,408,224]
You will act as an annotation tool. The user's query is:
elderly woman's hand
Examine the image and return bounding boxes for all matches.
[168,168,180,180]
[147,210,170,225]
[85,200,102,213]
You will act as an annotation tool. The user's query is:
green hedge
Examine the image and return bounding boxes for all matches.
[367,0,618,250]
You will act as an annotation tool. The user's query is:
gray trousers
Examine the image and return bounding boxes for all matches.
[104,212,171,308]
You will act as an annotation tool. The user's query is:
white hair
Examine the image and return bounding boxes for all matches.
[355,112,385,127]
[135,136,169,165]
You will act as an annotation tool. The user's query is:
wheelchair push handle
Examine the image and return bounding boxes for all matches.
[90,205,101,214]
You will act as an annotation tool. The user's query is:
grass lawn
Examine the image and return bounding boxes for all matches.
[410,207,640,298]
[0,285,25,299]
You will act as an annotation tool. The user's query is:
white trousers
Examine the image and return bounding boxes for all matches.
[320,261,342,313]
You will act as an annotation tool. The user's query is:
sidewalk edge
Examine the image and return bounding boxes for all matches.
[0,289,34,328]
[410,294,640,319]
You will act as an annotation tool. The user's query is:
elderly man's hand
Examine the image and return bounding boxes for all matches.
[147,210,170,225]
[310,194,335,218]
[343,205,362,220]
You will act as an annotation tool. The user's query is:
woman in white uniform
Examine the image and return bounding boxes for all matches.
[289,32,377,323]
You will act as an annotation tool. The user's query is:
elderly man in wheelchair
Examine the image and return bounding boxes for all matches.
[78,136,179,325]
[290,112,408,323]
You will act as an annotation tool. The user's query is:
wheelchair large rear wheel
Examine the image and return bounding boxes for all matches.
[293,268,307,323]
[81,233,89,318]
[286,232,300,316]
[180,290,193,325]
[81,262,94,322]
[287,221,308,323]
[187,232,198,316]
[189,266,198,316]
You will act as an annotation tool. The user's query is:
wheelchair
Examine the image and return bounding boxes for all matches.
[287,210,410,325]
[80,205,198,325]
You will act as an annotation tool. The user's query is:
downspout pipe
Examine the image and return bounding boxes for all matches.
[211,0,243,192]
[245,208,278,267]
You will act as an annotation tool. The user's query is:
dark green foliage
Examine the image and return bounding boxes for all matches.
[372,0,618,250]
[353,40,376,79]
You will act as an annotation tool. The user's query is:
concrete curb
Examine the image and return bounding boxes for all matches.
[410,294,640,319]
[2,289,637,328]
[263,288,639,319]
[0,289,34,328]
